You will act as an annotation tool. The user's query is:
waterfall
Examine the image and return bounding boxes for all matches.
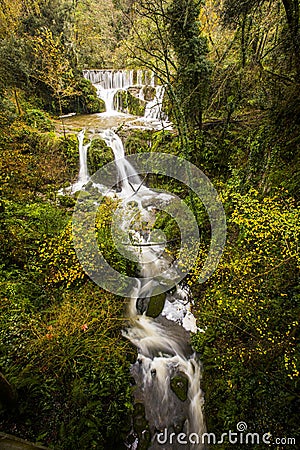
[61,72,204,444]
[84,69,134,114]
[100,129,141,195]
[58,129,91,195]
[96,86,119,115]
[77,129,90,185]
[82,69,170,128]
[83,69,134,88]
[84,69,138,114]
[144,85,166,122]
[98,129,206,449]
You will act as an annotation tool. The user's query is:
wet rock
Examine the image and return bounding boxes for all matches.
[129,376,136,386]
[133,403,147,428]
[146,292,166,318]
[58,195,76,207]
[142,86,156,102]
[115,91,146,116]
[136,297,147,314]
[133,403,151,448]
[173,419,186,434]
[170,375,188,402]
[0,433,48,449]
[87,137,114,173]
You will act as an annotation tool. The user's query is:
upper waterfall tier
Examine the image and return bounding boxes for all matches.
[82,69,155,89]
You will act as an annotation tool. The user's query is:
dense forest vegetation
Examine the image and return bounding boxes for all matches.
[0,0,299,449]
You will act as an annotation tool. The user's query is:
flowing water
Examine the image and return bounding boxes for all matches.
[77,130,90,185]
[98,130,206,449]
[82,69,172,130]
[64,74,206,447]
[144,85,167,122]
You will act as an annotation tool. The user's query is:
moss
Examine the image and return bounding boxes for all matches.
[146,291,166,318]
[58,195,76,208]
[88,138,114,173]
[23,109,54,132]
[142,86,156,102]
[133,403,150,449]
[123,129,153,155]
[170,375,189,402]
[115,90,146,116]
[63,78,105,114]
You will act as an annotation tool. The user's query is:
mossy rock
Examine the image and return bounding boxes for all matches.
[146,291,166,318]
[170,375,189,402]
[58,134,79,174]
[65,78,105,114]
[142,86,156,102]
[123,129,153,155]
[133,403,151,449]
[115,91,146,116]
[84,182,104,199]
[0,433,48,449]
[24,109,54,132]
[85,94,105,113]
[133,403,148,434]
[58,195,76,207]
[88,138,114,173]
[74,189,91,199]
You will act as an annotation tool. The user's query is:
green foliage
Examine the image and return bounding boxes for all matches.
[23,109,54,131]
[115,90,146,116]
[1,1,300,448]
[166,0,210,129]
[123,129,153,155]
[0,283,133,448]
[0,118,75,200]
[192,188,300,447]
[0,96,18,127]
[88,138,114,174]
[38,198,136,289]
[58,133,80,178]
[0,199,68,270]
[0,196,134,448]
[63,78,105,115]
[222,0,300,78]
[0,34,31,92]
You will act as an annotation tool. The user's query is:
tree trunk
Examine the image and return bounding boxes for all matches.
[13,88,22,115]
[281,0,300,78]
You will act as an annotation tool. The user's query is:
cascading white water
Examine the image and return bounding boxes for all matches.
[99,129,206,449]
[144,85,166,121]
[83,69,134,87]
[100,129,141,195]
[96,86,119,115]
[83,69,171,129]
[58,129,91,195]
[87,70,135,114]
[77,129,90,184]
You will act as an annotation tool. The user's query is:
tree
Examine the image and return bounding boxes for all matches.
[29,28,78,116]
[223,0,300,79]
[166,0,210,130]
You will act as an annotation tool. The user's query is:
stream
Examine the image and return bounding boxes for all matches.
[64,71,207,449]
